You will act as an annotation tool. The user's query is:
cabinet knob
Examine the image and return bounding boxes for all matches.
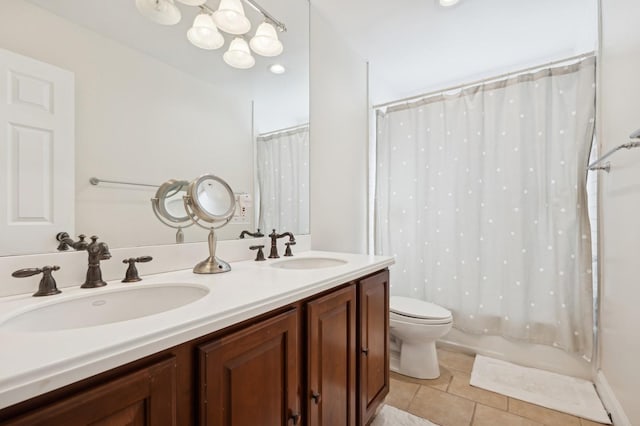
[311,391,321,404]
[289,412,300,424]
[362,347,369,355]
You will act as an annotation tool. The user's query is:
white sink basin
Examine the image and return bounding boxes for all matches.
[271,257,348,270]
[0,284,209,332]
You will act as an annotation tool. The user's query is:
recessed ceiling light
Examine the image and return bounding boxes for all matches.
[439,0,460,6]
[269,64,286,74]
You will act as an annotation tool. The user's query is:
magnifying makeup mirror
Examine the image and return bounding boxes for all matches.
[183,174,236,274]
[151,179,193,243]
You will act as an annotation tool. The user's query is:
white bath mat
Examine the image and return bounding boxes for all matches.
[371,405,439,426]
[470,355,610,424]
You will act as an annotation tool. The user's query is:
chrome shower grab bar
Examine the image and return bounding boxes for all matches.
[588,129,640,173]
[89,177,157,188]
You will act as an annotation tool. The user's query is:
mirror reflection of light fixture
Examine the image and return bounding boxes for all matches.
[250,22,283,57]
[269,63,286,74]
[213,0,251,35]
[135,0,181,25]
[224,38,255,69]
[188,12,224,50]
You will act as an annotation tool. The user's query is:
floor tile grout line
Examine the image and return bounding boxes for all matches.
[445,373,453,392]
[469,402,477,426]
[406,382,421,411]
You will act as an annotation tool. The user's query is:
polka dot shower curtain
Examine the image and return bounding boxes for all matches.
[375,57,596,357]
[257,126,310,235]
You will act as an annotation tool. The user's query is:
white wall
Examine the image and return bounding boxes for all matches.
[309,5,368,254]
[597,0,640,424]
[311,0,598,105]
[0,0,254,250]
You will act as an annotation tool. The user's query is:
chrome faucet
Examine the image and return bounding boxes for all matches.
[268,229,295,259]
[81,236,112,288]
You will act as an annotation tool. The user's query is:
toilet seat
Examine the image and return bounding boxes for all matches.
[390,296,452,325]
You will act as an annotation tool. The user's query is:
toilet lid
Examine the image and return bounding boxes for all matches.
[390,296,452,320]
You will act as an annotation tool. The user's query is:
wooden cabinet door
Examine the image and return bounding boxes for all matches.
[307,284,357,426]
[198,309,300,426]
[358,270,390,426]
[2,357,177,426]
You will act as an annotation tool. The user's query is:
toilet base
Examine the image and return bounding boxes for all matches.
[390,339,441,379]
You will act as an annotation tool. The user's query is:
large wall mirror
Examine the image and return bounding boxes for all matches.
[0,0,309,256]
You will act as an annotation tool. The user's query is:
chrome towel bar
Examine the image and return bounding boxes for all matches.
[89,177,157,188]
[588,129,640,173]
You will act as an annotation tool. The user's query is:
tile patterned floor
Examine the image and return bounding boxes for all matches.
[385,348,610,426]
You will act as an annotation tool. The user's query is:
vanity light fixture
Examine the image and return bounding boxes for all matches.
[137,0,286,69]
[213,0,252,35]
[439,0,461,6]
[223,37,256,69]
[250,21,283,56]
[187,12,224,50]
[135,0,181,25]
[269,63,286,74]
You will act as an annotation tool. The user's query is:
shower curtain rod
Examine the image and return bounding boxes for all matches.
[258,122,309,138]
[373,52,596,110]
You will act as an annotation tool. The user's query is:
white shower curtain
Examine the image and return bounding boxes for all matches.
[257,126,310,235]
[375,57,596,357]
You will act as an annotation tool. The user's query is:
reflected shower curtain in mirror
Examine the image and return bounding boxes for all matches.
[375,57,596,357]
[257,126,310,234]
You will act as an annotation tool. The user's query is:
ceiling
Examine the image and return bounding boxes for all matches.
[24,0,597,107]
[311,0,597,104]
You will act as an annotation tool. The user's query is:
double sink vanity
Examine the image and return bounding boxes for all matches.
[0,250,393,425]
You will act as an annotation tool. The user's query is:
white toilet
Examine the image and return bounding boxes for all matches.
[389,296,453,379]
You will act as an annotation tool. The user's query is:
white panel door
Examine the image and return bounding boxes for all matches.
[0,49,74,256]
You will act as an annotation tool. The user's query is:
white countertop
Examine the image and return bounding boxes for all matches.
[0,250,393,410]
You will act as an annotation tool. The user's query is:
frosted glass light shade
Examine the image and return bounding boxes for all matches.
[223,38,255,69]
[439,0,460,6]
[187,13,224,50]
[135,0,181,25]
[176,0,206,5]
[213,0,251,35]
[249,22,283,57]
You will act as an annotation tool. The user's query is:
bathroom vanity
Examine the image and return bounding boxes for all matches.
[0,252,392,426]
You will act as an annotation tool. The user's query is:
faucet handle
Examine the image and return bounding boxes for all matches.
[75,234,88,250]
[122,256,153,283]
[55,232,71,251]
[249,245,266,261]
[56,232,88,251]
[12,266,62,297]
[284,241,296,257]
